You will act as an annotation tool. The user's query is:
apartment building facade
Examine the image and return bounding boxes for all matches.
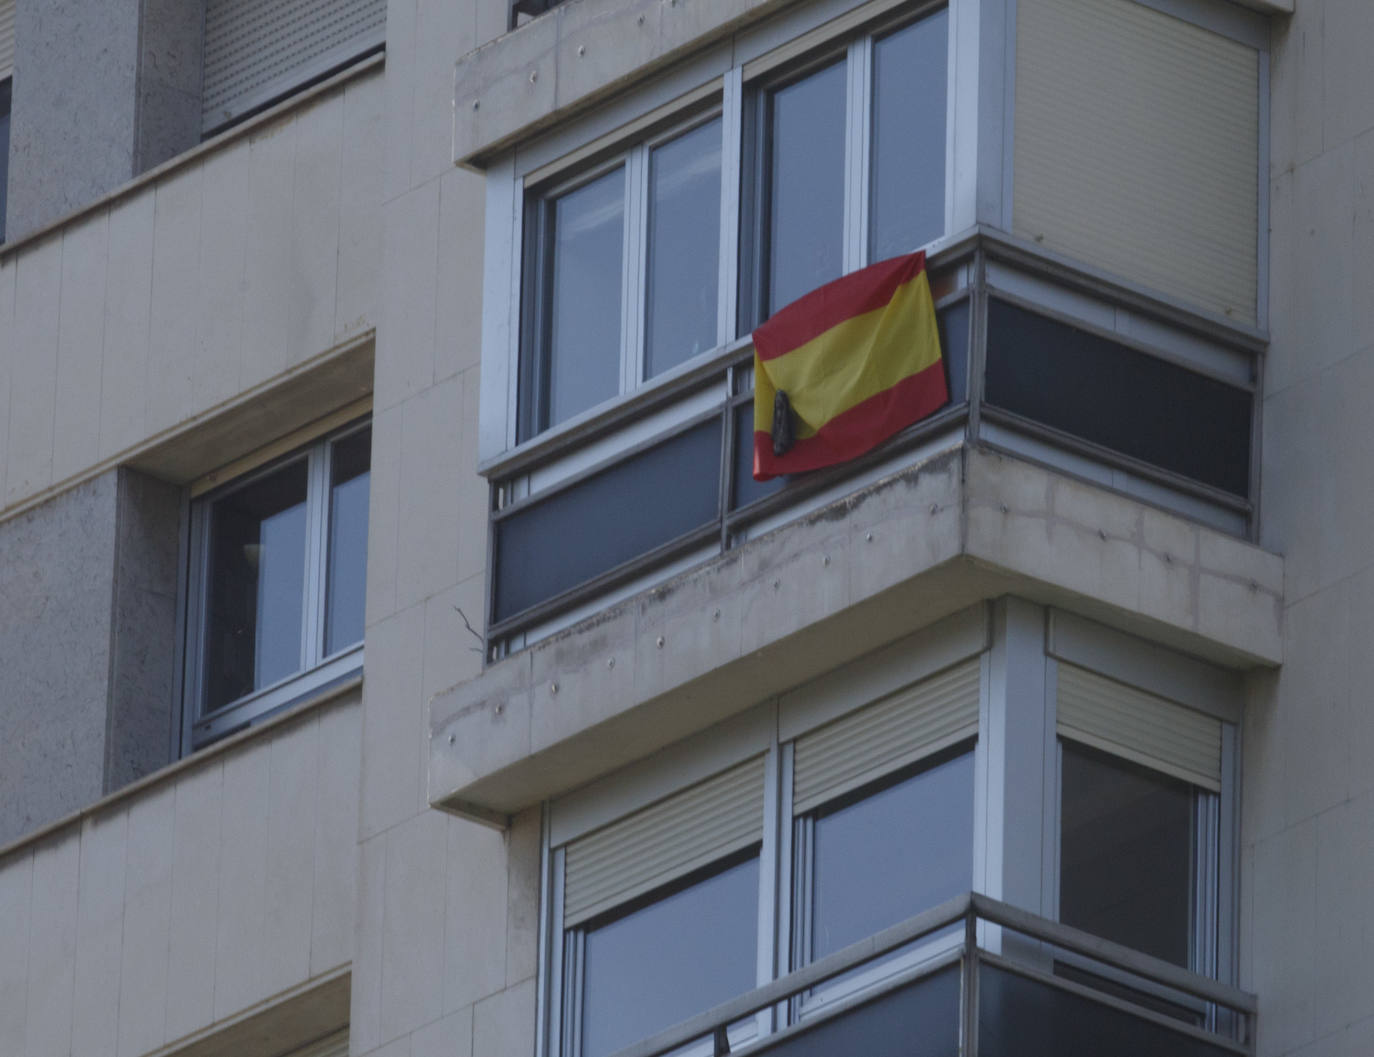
[0,0,1362,1054]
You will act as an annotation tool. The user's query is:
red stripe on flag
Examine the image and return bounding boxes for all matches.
[753,252,927,362]
[753,358,949,481]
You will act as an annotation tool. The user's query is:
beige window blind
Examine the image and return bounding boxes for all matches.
[793,658,980,815]
[201,0,384,132]
[1014,0,1259,323]
[563,756,766,927]
[1057,663,1222,792]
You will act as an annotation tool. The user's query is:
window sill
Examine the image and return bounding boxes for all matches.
[188,646,365,749]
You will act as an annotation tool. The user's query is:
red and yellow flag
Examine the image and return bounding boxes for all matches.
[752,251,947,481]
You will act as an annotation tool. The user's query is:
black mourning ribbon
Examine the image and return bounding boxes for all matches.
[772,389,795,458]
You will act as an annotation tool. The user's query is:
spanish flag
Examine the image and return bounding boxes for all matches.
[752,252,947,481]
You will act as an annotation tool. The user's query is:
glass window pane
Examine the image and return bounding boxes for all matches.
[811,751,974,960]
[984,299,1253,495]
[870,12,947,260]
[580,855,759,1057]
[547,167,626,429]
[768,61,846,316]
[646,120,721,378]
[203,459,309,711]
[979,964,1235,1057]
[769,967,960,1057]
[325,426,371,656]
[493,419,722,623]
[1059,742,1193,967]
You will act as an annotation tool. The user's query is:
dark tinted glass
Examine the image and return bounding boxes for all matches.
[870,12,947,260]
[811,751,973,960]
[581,856,759,1057]
[938,299,969,406]
[0,80,10,243]
[646,120,721,378]
[493,419,721,621]
[984,299,1252,496]
[979,964,1234,1057]
[204,459,309,711]
[544,167,625,430]
[731,402,785,509]
[769,966,960,1057]
[767,61,846,316]
[1060,742,1193,967]
[325,427,370,655]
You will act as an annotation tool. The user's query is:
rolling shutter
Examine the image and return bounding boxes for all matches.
[202,0,385,133]
[1057,664,1222,792]
[793,658,980,815]
[1014,0,1259,323]
[0,0,14,81]
[563,756,766,927]
[289,1031,349,1057]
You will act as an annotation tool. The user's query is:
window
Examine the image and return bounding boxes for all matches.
[539,606,1242,1057]
[548,652,981,1057]
[515,5,948,444]
[1052,660,1228,981]
[182,419,370,751]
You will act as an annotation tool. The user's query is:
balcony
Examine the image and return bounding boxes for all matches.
[607,892,1255,1057]
[484,227,1263,654]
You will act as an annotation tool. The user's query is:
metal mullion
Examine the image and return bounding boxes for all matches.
[754,740,783,1042]
[967,249,988,442]
[302,439,330,670]
[984,284,1258,393]
[842,37,872,273]
[493,403,728,521]
[623,146,649,392]
[185,501,213,731]
[719,67,743,347]
[547,845,567,1057]
[774,741,796,1029]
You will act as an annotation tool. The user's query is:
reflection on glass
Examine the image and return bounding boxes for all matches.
[870,12,948,261]
[325,426,371,655]
[581,855,759,1057]
[768,61,846,316]
[1060,742,1194,967]
[810,751,973,960]
[646,119,721,378]
[548,167,626,428]
[204,460,308,711]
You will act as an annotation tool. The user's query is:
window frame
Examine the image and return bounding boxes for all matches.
[482,0,957,466]
[179,415,371,753]
[535,603,1242,1057]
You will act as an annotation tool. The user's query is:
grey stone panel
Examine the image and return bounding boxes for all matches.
[7,0,143,240]
[134,0,205,174]
[104,468,182,793]
[0,473,119,845]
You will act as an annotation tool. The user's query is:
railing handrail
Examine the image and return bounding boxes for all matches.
[603,891,1256,1057]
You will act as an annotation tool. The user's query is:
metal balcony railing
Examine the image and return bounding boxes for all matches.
[605,892,1256,1057]
[487,230,1263,652]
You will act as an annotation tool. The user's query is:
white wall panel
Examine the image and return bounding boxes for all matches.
[1014,0,1260,322]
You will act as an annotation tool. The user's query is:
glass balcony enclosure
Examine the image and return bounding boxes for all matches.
[486,230,1260,652]
[597,892,1255,1057]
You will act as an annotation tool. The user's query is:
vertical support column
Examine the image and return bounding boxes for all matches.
[979,597,1050,963]
[947,0,1015,234]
